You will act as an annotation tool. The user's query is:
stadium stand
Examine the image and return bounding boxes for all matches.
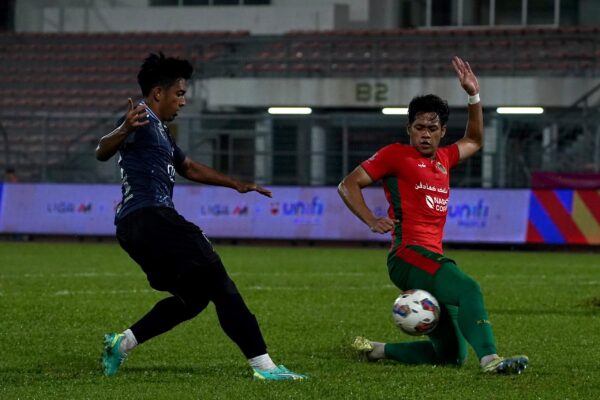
[230,27,600,78]
[0,27,599,183]
[1,27,597,111]
[0,31,248,181]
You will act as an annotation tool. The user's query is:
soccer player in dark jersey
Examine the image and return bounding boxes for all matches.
[338,57,528,374]
[95,53,305,380]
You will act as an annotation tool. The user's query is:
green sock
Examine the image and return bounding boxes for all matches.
[384,341,439,364]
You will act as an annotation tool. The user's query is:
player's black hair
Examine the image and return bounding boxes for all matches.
[137,52,193,97]
[408,94,450,126]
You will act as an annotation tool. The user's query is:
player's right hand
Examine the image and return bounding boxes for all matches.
[452,56,479,96]
[122,98,150,133]
[368,217,398,234]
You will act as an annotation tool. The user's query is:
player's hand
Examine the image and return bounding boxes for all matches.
[368,217,399,234]
[122,98,150,133]
[452,56,479,96]
[236,182,272,198]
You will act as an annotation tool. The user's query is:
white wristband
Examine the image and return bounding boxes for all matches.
[468,93,480,105]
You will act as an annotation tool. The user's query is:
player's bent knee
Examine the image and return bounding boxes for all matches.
[461,276,483,297]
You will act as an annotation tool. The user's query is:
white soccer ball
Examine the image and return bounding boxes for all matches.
[392,289,441,336]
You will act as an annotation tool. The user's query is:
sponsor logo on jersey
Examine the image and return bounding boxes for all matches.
[417,161,426,168]
[425,194,448,212]
[435,161,447,175]
[415,182,448,193]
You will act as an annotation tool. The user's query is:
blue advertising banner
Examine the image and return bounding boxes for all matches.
[0,183,119,235]
[0,183,531,244]
[444,189,530,243]
[0,183,3,220]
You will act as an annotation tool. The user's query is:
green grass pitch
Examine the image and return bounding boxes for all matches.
[0,242,599,399]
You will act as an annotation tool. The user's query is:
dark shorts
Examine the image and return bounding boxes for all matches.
[116,206,236,294]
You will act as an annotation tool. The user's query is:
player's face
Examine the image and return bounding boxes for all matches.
[159,78,187,122]
[407,112,446,158]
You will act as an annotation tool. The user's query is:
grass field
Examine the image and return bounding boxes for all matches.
[0,242,599,399]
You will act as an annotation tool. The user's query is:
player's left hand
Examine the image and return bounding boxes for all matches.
[237,182,272,198]
[452,56,479,96]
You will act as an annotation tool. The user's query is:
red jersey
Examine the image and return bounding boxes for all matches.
[361,143,460,254]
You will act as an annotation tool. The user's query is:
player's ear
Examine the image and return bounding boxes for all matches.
[152,87,162,102]
[406,123,411,136]
[440,125,447,138]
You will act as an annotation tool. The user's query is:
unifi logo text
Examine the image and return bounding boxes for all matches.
[448,199,489,227]
[270,196,325,216]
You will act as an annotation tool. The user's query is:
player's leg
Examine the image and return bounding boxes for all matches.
[376,305,467,366]
[354,251,466,366]
[103,208,212,376]
[427,305,468,365]
[390,245,496,360]
[432,263,528,373]
[401,245,527,373]
[431,261,496,360]
[192,238,305,380]
[162,209,305,380]
[102,293,210,376]
[115,208,213,341]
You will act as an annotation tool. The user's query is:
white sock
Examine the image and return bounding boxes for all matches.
[119,329,138,354]
[480,354,499,367]
[367,341,386,361]
[248,354,277,371]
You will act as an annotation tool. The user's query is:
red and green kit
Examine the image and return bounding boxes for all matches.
[361,143,497,365]
[362,142,459,255]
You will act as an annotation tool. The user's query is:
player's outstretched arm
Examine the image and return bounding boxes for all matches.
[338,166,398,234]
[452,56,483,162]
[95,98,149,161]
[178,157,272,197]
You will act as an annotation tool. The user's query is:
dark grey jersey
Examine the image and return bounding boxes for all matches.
[114,104,186,224]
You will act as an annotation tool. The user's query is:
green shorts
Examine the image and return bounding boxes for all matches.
[387,245,456,292]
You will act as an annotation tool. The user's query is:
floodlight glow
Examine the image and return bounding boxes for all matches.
[496,107,544,115]
[268,107,312,115]
[382,107,408,115]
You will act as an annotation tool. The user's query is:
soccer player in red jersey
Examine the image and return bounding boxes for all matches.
[338,57,528,374]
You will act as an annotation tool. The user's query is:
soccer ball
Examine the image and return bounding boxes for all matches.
[392,289,441,336]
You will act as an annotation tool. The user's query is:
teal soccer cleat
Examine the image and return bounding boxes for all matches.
[482,355,529,374]
[252,365,307,381]
[102,333,126,377]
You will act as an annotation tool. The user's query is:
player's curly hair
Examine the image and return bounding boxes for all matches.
[408,94,450,126]
[137,52,193,96]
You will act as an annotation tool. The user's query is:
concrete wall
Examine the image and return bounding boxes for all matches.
[15,0,600,33]
[199,77,600,109]
[37,5,336,33]
[579,0,600,25]
[16,0,346,33]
